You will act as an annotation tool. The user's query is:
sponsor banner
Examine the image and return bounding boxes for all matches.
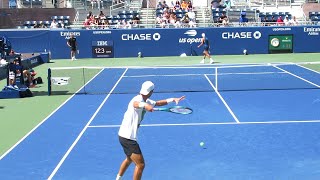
[303,26,320,36]
[0,26,319,59]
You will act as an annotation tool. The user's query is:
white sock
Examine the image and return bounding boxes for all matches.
[116,174,122,180]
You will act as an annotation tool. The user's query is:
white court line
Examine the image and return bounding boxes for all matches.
[204,74,240,123]
[124,72,285,78]
[88,119,320,128]
[272,65,320,88]
[295,63,320,75]
[0,68,105,160]
[47,68,128,180]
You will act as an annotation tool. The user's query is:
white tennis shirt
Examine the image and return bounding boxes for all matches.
[118,95,156,141]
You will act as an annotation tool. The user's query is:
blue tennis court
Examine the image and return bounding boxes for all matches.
[1,63,320,180]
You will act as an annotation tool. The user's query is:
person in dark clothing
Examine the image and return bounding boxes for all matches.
[67,34,77,61]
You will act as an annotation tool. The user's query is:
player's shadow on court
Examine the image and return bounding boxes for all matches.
[0,106,4,109]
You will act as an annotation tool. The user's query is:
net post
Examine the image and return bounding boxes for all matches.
[215,67,218,91]
[48,68,51,96]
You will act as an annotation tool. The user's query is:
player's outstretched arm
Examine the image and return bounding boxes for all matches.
[155,96,185,106]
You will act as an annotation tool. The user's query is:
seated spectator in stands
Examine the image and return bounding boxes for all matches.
[181,13,190,23]
[276,16,284,26]
[50,19,59,28]
[101,19,109,29]
[121,20,132,29]
[84,16,92,29]
[218,12,229,26]
[93,16,100,29]
[289,16,298,26]
[223,0,231,9]
[267,16,276,26]
[188,1,193,10]
[39,22,46,28]
[162,1,169,9]
[169,13,180,28]
[284,15,290,26]
[156,14,166,28]
[261,16,267,26]
[99,11,106,19]
[239,13,248,26]
[188,9,195,22]
[133,15,140,24]
[174,0,181,10]
[211,0,219,9]
[181,0,188,10]
[157,1,163,9]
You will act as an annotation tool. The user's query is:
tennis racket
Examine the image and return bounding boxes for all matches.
[153,106,193,115]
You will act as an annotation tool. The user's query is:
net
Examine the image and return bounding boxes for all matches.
[48,62,320,95]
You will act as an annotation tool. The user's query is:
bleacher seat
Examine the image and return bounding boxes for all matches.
[23,0,30,5]
[24,21,31,26]
[119,15,126,20]
[57,16,64,20]
[118,11,126,15]
[51,16,58,20]
[64,16,70,20]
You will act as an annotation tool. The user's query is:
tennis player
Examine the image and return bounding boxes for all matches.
[198,33,214,64]
[116,81,185,180]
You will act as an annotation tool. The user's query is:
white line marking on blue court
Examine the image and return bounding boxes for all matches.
[48,68,128,180]
[204,74,240,123]
[0,68,105,161]
[272,65,320,88]
[295,63,320,74]
[88,119,320,128]
[124,72,285,78]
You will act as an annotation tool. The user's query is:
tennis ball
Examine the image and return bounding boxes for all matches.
[200,142,205,147]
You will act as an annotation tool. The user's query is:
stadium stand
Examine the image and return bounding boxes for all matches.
[0,8,76,29]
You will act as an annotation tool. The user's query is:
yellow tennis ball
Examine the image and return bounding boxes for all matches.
[200,142,205,147]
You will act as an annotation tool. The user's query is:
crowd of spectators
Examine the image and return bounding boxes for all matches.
[260,15,298,26]
[83,11,140,29]
[156,0,196,28]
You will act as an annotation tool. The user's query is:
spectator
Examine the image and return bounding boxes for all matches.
[180,13,190,24]
[174,0,181,10]
[99,11,106,19]
[162,1,169,9]
[50,19,58,28]
[261,16,267,26]
[268,16,276,26]
[276,16,284,26]
[283,15,290,26]
[157,1,163,9]
[133,15,140,24]
[181,0,188,10]
[218,12,229,26]
[289,16,298,26]
[187,1,193,10]
[39,22,46,28]
[188,9,195,22]
[211,0,219,9]
[239,12,248,26]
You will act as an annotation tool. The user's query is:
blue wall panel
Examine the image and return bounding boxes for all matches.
[0,26,319,59]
